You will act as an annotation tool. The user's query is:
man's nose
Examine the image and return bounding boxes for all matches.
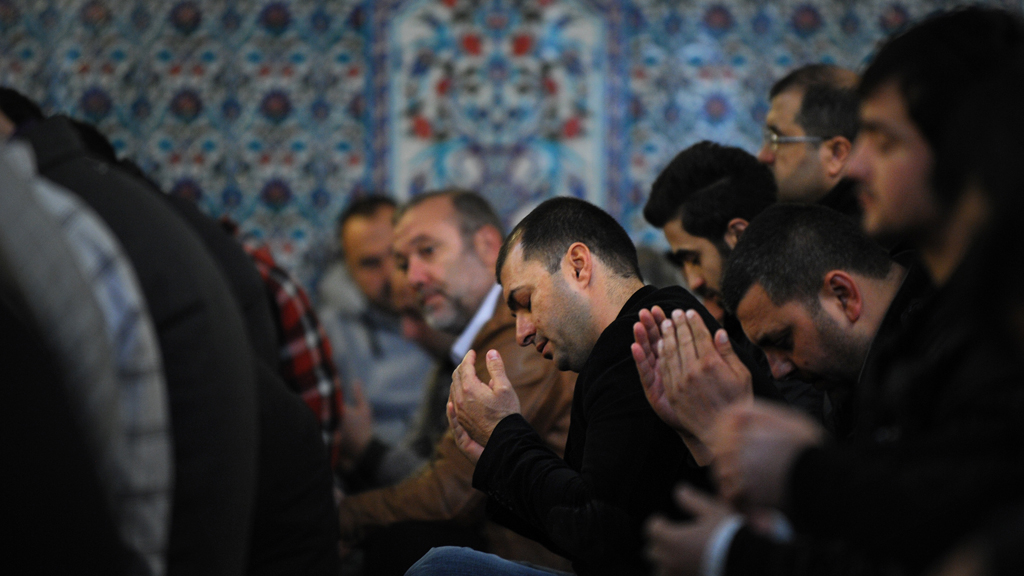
[765,352,795,380]
[684,265,705,291]
[515,315,535,347]
[405,257,429,288]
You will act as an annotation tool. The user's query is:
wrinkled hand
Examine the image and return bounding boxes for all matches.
[632,306,686,430]
[713,401,825,511]
[646,486,737,576]
[449,349,522,448]
[658,309,754,444]
[338,381,374,470]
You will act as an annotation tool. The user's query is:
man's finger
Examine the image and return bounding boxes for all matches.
[675,309,700,364]
[634,321,652,354]
[453,349,480,395]
[714,329,748,377]
[638,310,663,358]
[685,309,715,358]
[632,341,652,372]
[446,399,459,430]
[459,349,478,378]
[660,317,683,388]
[651,305,668,327]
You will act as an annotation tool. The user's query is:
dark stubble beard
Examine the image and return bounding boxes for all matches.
[551,274,594,373]
[811,304,869,387]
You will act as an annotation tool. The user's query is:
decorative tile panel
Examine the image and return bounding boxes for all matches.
[0,0,1015,289]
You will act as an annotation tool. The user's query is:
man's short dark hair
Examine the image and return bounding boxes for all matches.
[397,188,505,244]
[337,195,396,232]
[721,204,891,313]
[0,87,44,126]
[859,6,1024,208]
[644,141,776,241]
[497,197,642,284]
[769,64,859,142]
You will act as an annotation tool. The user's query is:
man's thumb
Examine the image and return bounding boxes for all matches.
[485,349,508,388]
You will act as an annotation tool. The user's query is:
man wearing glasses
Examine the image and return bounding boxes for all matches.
[758,64,861,216]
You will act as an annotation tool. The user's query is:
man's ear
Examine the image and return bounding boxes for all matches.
[820,270,862,323]
[821,136,853,179]
[723,218,749,250]
[565,242,593,287]
[473,225,503,270]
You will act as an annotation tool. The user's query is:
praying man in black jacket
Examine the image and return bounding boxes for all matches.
[404,197,781,576]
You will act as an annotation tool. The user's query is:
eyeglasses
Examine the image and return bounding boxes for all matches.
[762,127,823,152]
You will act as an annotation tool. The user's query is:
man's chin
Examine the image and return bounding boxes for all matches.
[423,309,460,335]
[554,356,574,372]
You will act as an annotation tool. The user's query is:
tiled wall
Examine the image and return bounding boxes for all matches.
[0,0,1009,290]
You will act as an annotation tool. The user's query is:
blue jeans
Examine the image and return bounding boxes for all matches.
[405,547,575,576]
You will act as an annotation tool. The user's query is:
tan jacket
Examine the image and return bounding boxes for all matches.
[338,301,575,568]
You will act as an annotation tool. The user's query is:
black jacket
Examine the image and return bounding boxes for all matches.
[473,285,780,575]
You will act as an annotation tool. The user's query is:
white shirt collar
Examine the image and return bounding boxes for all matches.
[450,284,502,365]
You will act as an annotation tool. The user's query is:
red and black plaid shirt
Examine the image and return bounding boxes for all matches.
[245,244,344,468]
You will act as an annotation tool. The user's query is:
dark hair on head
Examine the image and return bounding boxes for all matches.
[644,141,776,241]
[496,196,642,284]
[0,87,44,126]
[769,64,860,141]
[859,6,1024,208]
[721,204,892,313]
[397,188,505,243]
[337,194,396,231]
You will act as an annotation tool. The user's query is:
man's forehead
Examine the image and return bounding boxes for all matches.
[395,199,457,242]
[859,82,910,122]
[500,244,526,292]
[736,284,785,331]
[662,218,695,246]
[500,244,547,295]
[767,89,804,123]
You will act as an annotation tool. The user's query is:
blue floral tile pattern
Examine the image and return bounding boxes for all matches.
[0,0,1013,289]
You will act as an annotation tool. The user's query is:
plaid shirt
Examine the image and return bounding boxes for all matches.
[245,244,344,468]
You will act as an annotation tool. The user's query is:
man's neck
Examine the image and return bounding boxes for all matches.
[593,277,646,334]
[920,187,989,287]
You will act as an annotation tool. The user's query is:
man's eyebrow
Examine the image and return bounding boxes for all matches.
[755,328,788,349]
[858,120,892,135]
[506,288,522,312]
[407,233,433,247]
